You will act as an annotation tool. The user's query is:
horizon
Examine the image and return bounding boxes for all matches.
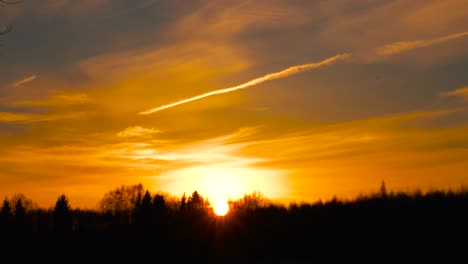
[1,1,468,209]
[3,181,468,211]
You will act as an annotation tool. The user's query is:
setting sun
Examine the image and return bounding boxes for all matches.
[2,0,468,261]
[155,165,288,208]
[213,200,229,216]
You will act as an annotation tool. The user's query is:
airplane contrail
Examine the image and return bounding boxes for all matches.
[138,53,351,115]
[139,31,468,115]
[374,31,468,57]
[11,75,38,88]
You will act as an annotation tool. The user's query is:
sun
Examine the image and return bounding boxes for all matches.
[156,165,289,216]
[213,200,229,216]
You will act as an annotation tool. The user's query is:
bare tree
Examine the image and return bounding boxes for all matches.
[0,0,23,36]
[0,0,23,7]
[99,183,145,215]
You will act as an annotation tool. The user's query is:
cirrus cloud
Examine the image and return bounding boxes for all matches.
[441,86,468,102]
[117,126,162,138]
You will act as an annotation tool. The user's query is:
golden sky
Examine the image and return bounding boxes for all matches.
[1,0,468,208]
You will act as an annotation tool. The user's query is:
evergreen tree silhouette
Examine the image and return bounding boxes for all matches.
[54,194,72,235]
[132,191,143,225]
[380,180,388,199]
[133,190,153,229]
[187,191,204,209]
[153,194,166,212]
[140,190,152,227]
[1,197,12,217]
[13,198,25,233]
[181,193,187,211]
[134,191,142,210]
[0,197,12,232]
[152,194,167,229]
[141,191,152,210]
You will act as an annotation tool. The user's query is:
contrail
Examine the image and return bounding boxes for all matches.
[11,75,38,88]
[139,31,468,115]
[374,31,468,57]
[138,53,351,114]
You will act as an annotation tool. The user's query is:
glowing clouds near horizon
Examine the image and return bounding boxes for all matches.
[156,165,288,206]
[138,53,351,114]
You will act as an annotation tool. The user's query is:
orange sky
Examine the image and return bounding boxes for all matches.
[1,0,468,209]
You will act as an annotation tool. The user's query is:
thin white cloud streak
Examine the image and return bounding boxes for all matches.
[139,53,351,114]
[441,86,468,102]
[139,31,468,115]
[374,31,468,57]
[11,75,38,88]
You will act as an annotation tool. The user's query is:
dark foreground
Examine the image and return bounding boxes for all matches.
[2,189,468,262]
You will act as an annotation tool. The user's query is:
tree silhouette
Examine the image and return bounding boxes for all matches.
[180,192,187,211]
[0,24,12,35]
[55,194,70,212]
[54,194,72,235]
[229,191,269,213]
[134,190,152,227]
[0,183,467,261]
[0,197,12,232]
[152,193,167,229]
[379,180,387,198]
[187,191,204,209]
[1,197,12,216]
[134,191,142,211]
[0,1,22,38]
[153,193,166,212]
[0,0,23,7]
[10,193,37,212]
[141,190,152,210]
[13,198,25,232]
[99,184,144,216]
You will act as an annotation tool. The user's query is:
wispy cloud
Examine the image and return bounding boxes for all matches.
[0,111,83,123]
[117,126,162,138]
[11,75,38,88]
[441,86,468,102]
[139,53,351,114]
[138,31,468,115]
[15,93,91,106]
[374,31,468,57]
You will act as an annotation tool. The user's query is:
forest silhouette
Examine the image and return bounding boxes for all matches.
[1,182,467,262]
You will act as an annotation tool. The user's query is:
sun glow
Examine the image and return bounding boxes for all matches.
[156,165,288,207]
[213,200,229,216]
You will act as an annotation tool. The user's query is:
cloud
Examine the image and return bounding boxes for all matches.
[374,31,468,57]
[28,0,108,16]
[174,1,310,39]
[137,30,468,115]
[0,111,83,123]
[117,126,161,138]
[11,75,38,88]
[15,93,91,106]
[139,53,351,114]
[441,86,468,101]
[319,0,468,51]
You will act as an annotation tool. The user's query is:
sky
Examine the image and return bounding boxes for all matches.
[1,0,468,209]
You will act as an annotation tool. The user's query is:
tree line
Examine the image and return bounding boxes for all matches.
[1,182,468,262]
